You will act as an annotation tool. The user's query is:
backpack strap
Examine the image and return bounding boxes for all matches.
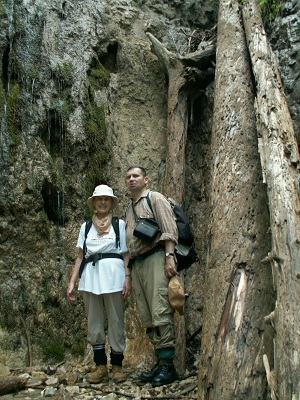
[111,216,120,249]
[145,191,153,214]
[83,219,92,253]
[79,217,120,277]
[79,219,92,278]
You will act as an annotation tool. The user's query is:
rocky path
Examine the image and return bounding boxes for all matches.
[1,362,198,399]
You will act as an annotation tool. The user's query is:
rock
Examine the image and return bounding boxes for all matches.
[59,372,77,385]
[65,385,80,395]
[45,377,59,387]
[41,386,57,397]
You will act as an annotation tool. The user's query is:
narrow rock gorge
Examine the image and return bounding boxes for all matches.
[0,0,299,399]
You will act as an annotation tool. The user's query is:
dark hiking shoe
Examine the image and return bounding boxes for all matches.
[139,363,161,382]
[152,364,178,387]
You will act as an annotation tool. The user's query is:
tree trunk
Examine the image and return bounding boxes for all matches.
[146,32,189,203]
[146,32,188,375]
[242,1,300,399]
[146,33,216,375]
[146,33,216,203]
[0,376,27,396]
[197,0,274,398]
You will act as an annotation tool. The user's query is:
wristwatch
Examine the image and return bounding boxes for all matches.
[165,252,174,257]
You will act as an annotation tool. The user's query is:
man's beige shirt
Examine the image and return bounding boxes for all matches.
[125,189,178,258]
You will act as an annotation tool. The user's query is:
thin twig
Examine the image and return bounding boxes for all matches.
[20,316,32,367]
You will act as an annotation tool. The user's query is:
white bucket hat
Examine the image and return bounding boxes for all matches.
[87,185,118,210]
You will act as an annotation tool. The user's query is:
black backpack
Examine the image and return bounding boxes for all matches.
[79,217,120,278]
[146,193,198,271]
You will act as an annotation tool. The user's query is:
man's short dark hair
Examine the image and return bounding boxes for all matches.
[127,166,147,177]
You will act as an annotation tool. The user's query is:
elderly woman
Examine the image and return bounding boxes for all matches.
[67,185,131,384]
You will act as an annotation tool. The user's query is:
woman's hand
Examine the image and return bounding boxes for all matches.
[67,281,76,301]
[67,250,83,301]
[122,275,132,300]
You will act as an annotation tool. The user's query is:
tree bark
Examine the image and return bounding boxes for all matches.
[197,0,273,398]
[242,1,300,399]
[0,376,27,396]
[146,32,189,204]
[146,32,188,375]
[146,31,216,378]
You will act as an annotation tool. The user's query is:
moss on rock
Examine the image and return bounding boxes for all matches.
[0,80,5,113]
[88,55,110,88]
[52,61,75,87]
[6,81,21,159]
[85,99,111,196]
[83,57,112,197]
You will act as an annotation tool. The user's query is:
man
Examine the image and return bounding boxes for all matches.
[125,166,178,387]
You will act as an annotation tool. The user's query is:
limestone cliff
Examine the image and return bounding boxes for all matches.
[0,0,299,384]
[0,0,217,369]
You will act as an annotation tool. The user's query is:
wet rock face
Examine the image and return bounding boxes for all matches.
[0,0,218,369]
[269,0,300,142]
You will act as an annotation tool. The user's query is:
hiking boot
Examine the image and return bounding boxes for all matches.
[112,365,127,383]
[139,363,162,382]
[86,365,109,383]
[152,364,178,387]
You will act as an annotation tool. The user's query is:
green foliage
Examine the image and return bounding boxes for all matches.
[6,82,22,160]
[88,54,110,88]
[41,336,65,362]
[85,101,111,196]
[82,56,112,197]
[70,337,86,357]
[0,80,5,112]
[258,0,282,23]
[6,82,21,141]
[52,61,75,87]
[0,293,19,330]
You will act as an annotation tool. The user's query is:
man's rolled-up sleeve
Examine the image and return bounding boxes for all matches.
[151,194,178,245]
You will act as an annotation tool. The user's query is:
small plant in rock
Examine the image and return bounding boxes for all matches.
[42,336,65,363]
[258,0,282,23]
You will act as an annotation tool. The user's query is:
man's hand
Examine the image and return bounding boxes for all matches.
[164,256,177,278]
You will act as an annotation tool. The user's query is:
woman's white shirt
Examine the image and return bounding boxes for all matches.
[76,219,128,295]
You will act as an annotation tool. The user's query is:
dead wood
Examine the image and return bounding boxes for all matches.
[10,366,48,374]
[179,370,198,379]
[197,0,272,397]
[10,361,64,375]
[146,32,188,203]
[242,1,300,398]
[0,375,27,396]
[146,32,215,200]
[187,326,202,343]
[180,45,216,68]
[263,354,278,400]
[20,315,32,367]
[147,32,189,375]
